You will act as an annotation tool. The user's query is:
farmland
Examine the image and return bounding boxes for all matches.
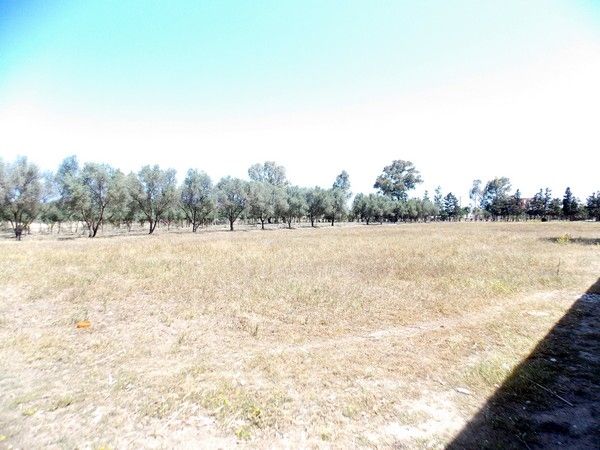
[0,221,598,448]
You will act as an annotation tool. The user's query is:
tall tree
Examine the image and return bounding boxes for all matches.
[443,192,461,220]
[469,179,483,219]
[508,189,525,220]
[180,169,214,232]
[543,188,553,219]
[546,197,562,220]
[528,189,545,219]
[374,160,422,201]
[433,186,444,220]
[562,187,578,221]
[216,177,249,231]
[329,170,351,226]
[481,177,511,219]
[248,161,288,186]
[0,157,42,239]
[129,165,177,234]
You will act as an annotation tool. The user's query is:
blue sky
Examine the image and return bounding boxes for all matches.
[1,0,599,201]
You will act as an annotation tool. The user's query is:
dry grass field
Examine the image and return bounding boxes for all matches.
[0,221,598,448]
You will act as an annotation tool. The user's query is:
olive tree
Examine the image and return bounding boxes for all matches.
[282,185,307,228]
[62,162,127,237]
[0,157,42,239]
[129,165,177,234]
[216,176,249,231]
[305,186,332,227]
[352,193,388,225]
[180,169,214,232]
[248,181,273,230]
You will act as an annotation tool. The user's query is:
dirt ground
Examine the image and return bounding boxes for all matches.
[0,222,598,448]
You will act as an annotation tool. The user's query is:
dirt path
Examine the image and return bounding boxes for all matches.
[266,293,551,356]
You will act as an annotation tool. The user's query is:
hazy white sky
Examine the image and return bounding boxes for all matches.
[1,1,599,202]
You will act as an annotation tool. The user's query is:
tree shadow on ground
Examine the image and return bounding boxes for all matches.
[542,237,600,246]
[447,279,600,449]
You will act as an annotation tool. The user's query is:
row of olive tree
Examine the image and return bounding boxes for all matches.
[0,156,354,237]
[1,156,599,239]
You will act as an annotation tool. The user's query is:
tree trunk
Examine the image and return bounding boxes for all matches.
[229,218,234,231]
[261,219,265,230]
[310,217,315,227]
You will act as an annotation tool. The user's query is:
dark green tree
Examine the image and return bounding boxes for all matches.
[586,192,600,221]
[562,187,578,220]
[508,189,525,220]
[443,192,461,220]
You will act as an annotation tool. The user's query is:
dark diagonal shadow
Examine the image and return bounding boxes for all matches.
[447,279,600,449]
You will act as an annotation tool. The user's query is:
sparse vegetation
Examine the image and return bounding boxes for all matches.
[0,221,598,447]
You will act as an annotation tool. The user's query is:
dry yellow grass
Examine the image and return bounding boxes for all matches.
[0,221,598,448]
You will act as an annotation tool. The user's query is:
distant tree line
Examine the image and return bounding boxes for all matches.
[0,156,598,239]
